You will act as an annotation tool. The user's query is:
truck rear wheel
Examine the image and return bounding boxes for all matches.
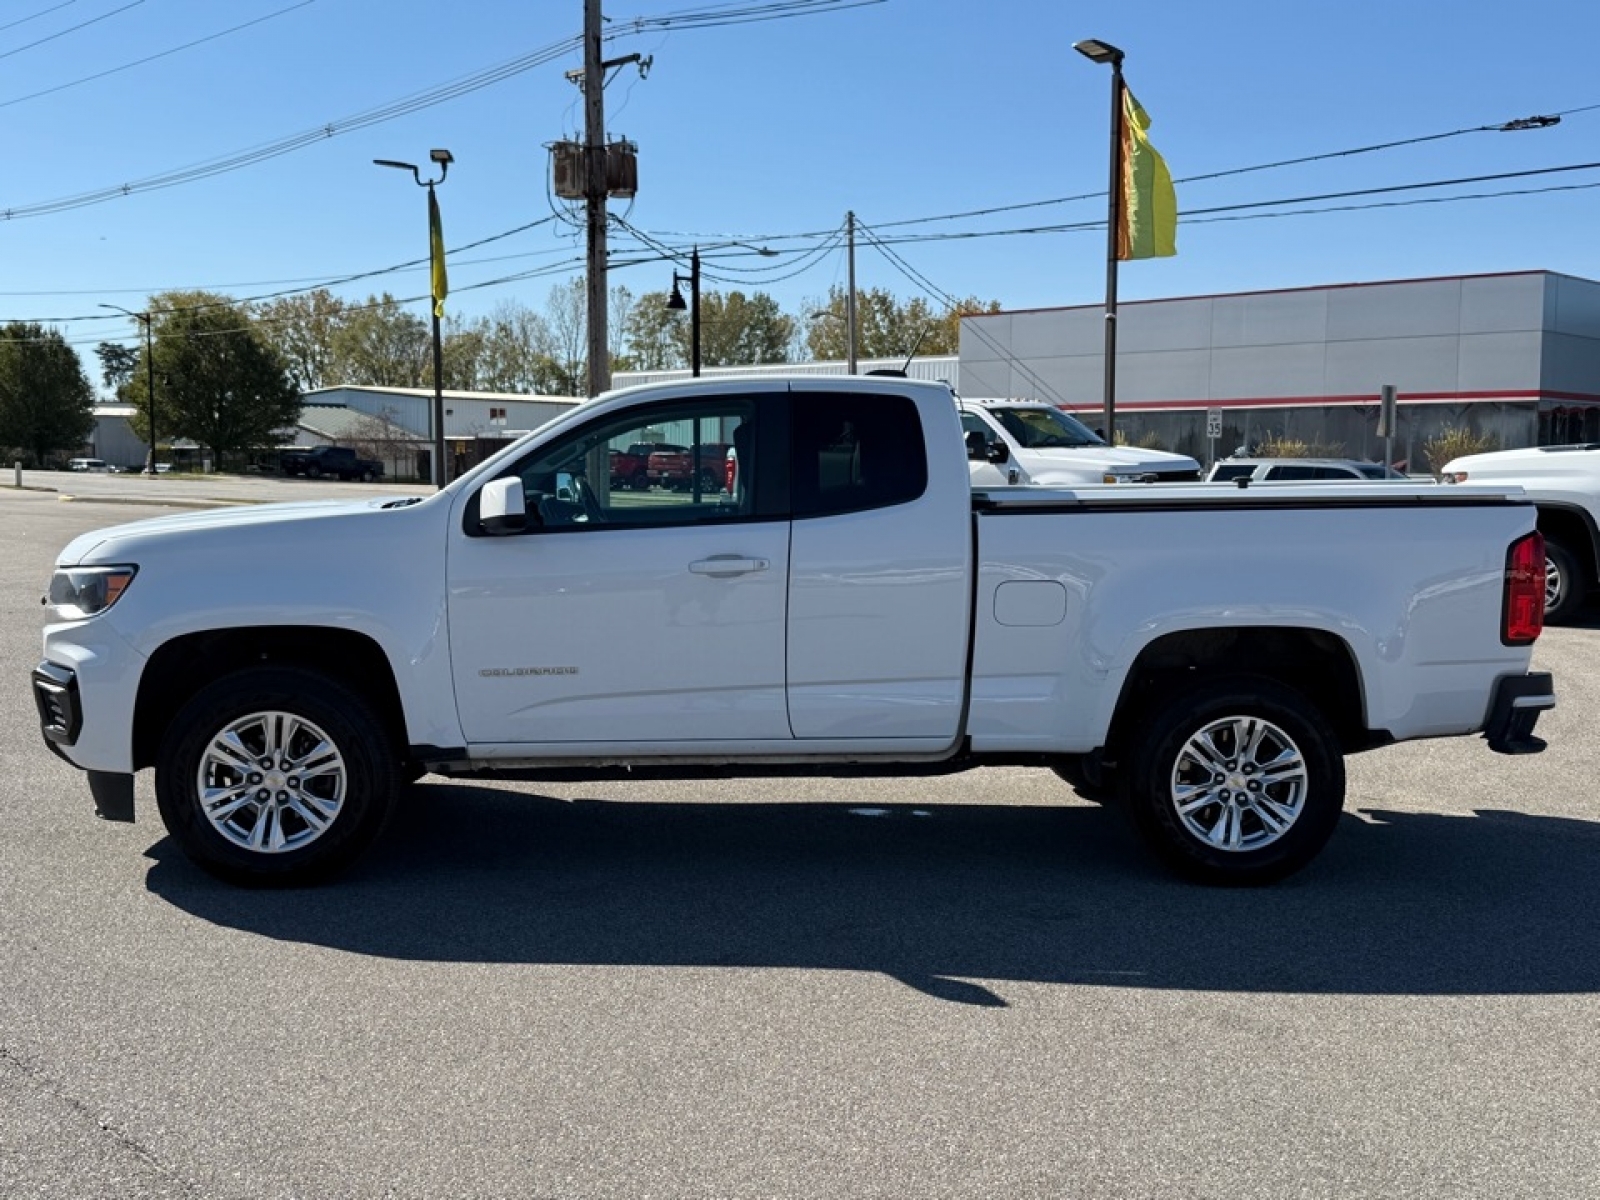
[1543,538,1585,623]
[1123,676,1344,885]
[154,668,400,886]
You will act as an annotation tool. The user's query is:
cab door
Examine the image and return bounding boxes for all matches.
[785,388,972,741]
[447,388,793,748]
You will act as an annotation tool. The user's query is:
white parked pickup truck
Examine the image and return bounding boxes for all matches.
[958,398,1202,486]
[1441,442,1600,623]
[35,376,1553,887]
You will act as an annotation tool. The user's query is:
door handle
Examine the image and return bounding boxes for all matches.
[689,555,770,578]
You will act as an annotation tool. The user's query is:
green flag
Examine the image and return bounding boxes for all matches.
[1119,87,1177,260]
[429,187,448,318]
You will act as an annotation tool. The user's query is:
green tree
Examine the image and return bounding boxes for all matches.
[470,299,572,394]
[94,340,140,394]
[328,294,429,387]
[137,291,300,468]
[620,289,680,371]
[0,323,95,466]
[700,291,793,367]
[442,320,487,391]
[802,286,1000,360]
[620,287,793,371]
[256,289,349,393]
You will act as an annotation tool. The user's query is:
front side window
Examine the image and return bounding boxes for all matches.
[492,399,756,532]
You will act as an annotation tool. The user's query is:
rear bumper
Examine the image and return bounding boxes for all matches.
[1483,671,1555,754]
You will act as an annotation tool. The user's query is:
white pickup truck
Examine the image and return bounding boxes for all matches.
[35,375,1554,887]
[958,397,1203,486]
[1441,442,1600,623]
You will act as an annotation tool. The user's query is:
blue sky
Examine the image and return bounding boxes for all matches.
[4,0,1598,371]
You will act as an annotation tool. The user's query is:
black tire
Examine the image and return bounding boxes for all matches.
[154,668,400,886]
[1543,538,1586,624]
[1122,676,1345,885]
[306,465,323,479]
[631,470,649,491]
[359,470,375,482]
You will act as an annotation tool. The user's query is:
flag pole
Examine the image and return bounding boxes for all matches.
[1097,52,1126,445]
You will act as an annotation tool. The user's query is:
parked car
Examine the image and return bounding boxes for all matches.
[609,441,685,491]
[1207,457,1410,483]
[67,458,109,473]
[647,442,732,492]
[280,445,384,482]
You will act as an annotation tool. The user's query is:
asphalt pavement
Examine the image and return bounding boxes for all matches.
[3,479,1598,1199]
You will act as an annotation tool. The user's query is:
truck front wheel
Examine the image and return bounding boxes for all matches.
[154,668,400,886]
[1123,677,1344,885]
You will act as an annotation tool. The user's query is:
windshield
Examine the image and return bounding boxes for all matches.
[990,406,1105,449]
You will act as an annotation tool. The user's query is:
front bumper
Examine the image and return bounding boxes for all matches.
[1483,671,1555,754]
[33,661,81,747]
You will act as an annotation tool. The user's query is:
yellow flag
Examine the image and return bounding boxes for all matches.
[1119,87,1177,260]
[429,187,448,318]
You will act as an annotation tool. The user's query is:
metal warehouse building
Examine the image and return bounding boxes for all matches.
[958,270,1600,472]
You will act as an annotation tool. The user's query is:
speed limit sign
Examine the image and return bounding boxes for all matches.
[1206,408,1223,439]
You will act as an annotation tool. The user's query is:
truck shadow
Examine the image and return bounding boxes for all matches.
[144,783,1600,1005]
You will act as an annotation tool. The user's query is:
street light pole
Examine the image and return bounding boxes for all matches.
[375,149,453,488]
[1074,37,1126,446]
[664,243,776,377]
[667,247,702,377]
[100,303,157,474]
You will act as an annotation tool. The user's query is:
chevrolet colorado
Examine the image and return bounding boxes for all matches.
[36,376,1553,886]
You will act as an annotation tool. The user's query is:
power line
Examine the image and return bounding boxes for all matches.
[865,106,1586,233]
[11,156,1600,334]
[0,0,141,62]
[0,0,320,111]
[0,0,882,221]
[0,1,79,35]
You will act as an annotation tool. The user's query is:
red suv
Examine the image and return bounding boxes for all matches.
[610,442,684,491]
[647,443,732,492]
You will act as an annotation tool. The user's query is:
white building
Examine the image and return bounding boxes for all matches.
[959,270,1600,470]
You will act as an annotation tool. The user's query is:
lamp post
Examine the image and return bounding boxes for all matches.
[100,303,157,474]
[1074,37,1126,445]
[375,148,453,488]
[665,243,777,377]
[665,247,701,377]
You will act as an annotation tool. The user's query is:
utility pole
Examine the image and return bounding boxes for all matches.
[583,0,610,397]
[845,210,858,375]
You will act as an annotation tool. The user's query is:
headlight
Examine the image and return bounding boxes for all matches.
[44,566,137,619]
[1441,471,1466,484]
[1102,470,1157,484]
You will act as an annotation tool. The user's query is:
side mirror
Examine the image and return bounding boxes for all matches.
[986,441,1010,464]
[964,430,988,461]
[479,477,528,535]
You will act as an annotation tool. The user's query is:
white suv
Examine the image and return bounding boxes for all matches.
[1207,457,1408,483]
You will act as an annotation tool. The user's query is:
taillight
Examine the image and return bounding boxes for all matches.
[1502,532,1544,645]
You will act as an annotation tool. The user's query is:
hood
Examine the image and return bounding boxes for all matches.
[1055,445,1199,468]
[57,495,432,566]
[1020,444,1203,480]
[1444,445,1600,476]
